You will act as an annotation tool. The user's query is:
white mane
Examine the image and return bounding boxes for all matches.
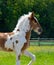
[13,12,32,33]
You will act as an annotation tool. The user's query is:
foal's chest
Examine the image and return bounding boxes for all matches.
[21,31,31,51]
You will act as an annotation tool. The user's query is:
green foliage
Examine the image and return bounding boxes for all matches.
[0,0,54,38]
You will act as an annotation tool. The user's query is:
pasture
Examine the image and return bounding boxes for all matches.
[0,42,54,65]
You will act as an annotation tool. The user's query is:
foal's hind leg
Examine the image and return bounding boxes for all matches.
[24,50,36,65]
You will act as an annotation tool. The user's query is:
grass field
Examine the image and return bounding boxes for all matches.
[0,46,54,65]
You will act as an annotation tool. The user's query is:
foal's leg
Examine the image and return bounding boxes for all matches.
[16,50,21,65]
[24,50,36,65]
[16,54,20,65]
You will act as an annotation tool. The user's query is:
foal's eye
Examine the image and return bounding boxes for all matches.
[33,21,37,24]
[33,19,37,23]
[34,20,37,23]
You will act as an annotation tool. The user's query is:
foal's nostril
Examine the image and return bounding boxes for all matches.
[38,29,42,32]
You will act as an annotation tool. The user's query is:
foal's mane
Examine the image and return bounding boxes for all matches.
[13,12,31,32]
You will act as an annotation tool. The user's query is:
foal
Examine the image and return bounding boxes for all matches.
[0,12,42,65]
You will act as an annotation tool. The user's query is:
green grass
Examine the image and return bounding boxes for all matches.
[0,46,54,65]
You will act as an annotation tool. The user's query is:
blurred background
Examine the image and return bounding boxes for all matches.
[0,0,54,45]
[0,0,54,65]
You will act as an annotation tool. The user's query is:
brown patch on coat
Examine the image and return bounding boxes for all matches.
[8,32,14,36]
[8,48,13,51]
[16,40,18,44]
[17,29,20,31]
[13,42,15,48]
[18,55,20,60]
[0,33,8,49]
[10,37,12,40]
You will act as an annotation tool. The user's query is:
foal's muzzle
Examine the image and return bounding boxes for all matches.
[38,28,42,35]
[38,28,42,33]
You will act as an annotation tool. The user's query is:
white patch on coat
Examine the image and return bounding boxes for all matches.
[5,32,27,51]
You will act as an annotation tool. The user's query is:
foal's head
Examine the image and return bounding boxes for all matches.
[13,12,42,35]
[28,12,42,35]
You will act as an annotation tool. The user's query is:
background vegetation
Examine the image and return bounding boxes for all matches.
[0,0,54,38]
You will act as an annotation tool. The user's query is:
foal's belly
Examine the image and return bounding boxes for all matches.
[0,46,13,52]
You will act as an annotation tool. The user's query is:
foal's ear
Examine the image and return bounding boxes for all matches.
[29,12,34,19]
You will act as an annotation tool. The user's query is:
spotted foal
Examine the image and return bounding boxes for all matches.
[0,12,42,65]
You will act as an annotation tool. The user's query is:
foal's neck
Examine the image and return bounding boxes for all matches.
[25,31,31,42]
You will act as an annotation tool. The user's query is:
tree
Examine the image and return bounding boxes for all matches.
[0,0,54,38]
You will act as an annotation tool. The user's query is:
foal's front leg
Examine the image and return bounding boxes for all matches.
[16,50,21,65]
[24,50,36,65]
